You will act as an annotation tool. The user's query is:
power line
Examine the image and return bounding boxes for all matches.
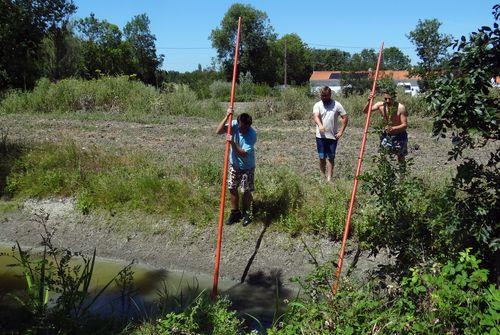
[307,42,414,50]
[156,46,212,49]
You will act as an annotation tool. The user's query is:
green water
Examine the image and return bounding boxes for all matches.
[0,243,294,325]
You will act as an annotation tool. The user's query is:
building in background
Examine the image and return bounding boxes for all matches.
[309,70,420,96]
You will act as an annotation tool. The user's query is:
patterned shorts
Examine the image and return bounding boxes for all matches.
[228,166,255,192]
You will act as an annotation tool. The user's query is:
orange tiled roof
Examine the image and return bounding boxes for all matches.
[310,70,419,81]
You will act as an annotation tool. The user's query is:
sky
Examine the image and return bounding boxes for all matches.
[72,0,498,72]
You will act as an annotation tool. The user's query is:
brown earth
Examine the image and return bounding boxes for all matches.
[0,108,493,285]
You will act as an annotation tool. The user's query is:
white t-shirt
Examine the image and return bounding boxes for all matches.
[313,100,347,139]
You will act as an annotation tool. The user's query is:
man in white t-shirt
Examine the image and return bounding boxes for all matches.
[312,86,348,181]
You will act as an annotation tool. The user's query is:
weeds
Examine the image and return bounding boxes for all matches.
[1,211,133,333]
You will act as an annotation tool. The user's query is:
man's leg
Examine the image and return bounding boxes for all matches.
[230,188,239,211]
[226,167,242,225]
[325,158,334,182]
[319,158,326,177]
[242,191,252,214]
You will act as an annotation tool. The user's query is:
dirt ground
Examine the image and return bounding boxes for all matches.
[0,109,491,284]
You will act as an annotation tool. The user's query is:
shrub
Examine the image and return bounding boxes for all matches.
[0,76,157,116]
[134,296,243,335]
[278,87,312,120]
[270,249,499,335]
[209,80,232,101]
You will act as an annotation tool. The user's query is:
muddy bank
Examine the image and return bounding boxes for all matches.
[0,198,390,285]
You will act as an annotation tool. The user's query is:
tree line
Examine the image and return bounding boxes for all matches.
[0,1,452,91]
[0,0,163,91]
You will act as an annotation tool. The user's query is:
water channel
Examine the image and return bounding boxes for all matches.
[0,243,297,328]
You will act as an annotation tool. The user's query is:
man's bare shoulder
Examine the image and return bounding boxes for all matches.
[398,102,408,115]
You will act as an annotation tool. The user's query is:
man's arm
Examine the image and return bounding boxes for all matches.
[363,94,382,114]
[313,105,325,134]
[216,108,233,134]
[229,139,247,157]
[336,115,348,139]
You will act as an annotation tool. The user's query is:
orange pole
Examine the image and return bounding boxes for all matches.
[211,17,242,300]
[332,42,384,294]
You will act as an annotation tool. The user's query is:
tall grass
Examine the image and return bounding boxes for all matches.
[5,142,220,224]
[0,77,224,121]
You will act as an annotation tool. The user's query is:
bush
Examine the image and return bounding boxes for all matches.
[133,296,243,335]
[270,249,499,335]
[209,80,232,101]
[0,76,157,116]
[278,87,312,120]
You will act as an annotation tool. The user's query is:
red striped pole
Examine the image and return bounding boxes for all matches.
[211,17,242,300]
[332,42,384,294]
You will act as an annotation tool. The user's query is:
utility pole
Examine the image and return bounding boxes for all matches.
[284,39,287,87]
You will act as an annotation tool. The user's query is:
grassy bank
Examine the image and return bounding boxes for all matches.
[1,139,356,238]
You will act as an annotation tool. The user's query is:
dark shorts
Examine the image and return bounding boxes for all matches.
[316,137,338,160]
[228,166,255,192]
[380,131,408,157]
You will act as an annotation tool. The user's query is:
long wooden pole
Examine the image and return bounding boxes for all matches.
[211,17,242,300]
[332,42,384,294]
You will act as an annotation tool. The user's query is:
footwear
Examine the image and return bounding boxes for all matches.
[242,213,252,226]
[226,210,242,225]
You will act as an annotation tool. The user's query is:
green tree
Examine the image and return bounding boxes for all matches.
[0,0,76,90]
[407,19,452,90]
[77,13,134,78]
[382,46,411,70]
[271,33,312,85]
[348,48,377,71]
[40,22,84,80]
[427,5,499,276]
[310,48,351,71]
[124,14,163,85]
[210,3,277,84]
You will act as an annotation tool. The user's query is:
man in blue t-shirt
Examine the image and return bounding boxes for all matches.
[216,108,257,226]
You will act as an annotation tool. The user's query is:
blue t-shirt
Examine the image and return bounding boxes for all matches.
[228,120,256,170]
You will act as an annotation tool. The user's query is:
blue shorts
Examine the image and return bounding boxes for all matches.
[316,137,338,160]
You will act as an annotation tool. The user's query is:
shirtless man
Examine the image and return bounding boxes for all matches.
[363,89,408,164]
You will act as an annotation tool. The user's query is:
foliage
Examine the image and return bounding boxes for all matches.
[271,34,312,85]
[133,295,244,335]
[360,149,498,278]
[349,48,378,71]
[426,5,499,275]
[210,3,278,85]
[124,13,164,85]
[407,19,452,91]
[76,12,163,84]
[40,22,85,81]
[163,68,225,99]
[0,76,157,116]
[382,47,411,70]
[359,154,457,272]
[1,212,132,333]
[269,250,499,334]
[340,71,372,97]
[310,48,351,71]
[0,0,76,90]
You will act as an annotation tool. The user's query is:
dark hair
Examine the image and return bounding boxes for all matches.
[238,113,252,126]
[320,86,332,96]
[383,88,396,97]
